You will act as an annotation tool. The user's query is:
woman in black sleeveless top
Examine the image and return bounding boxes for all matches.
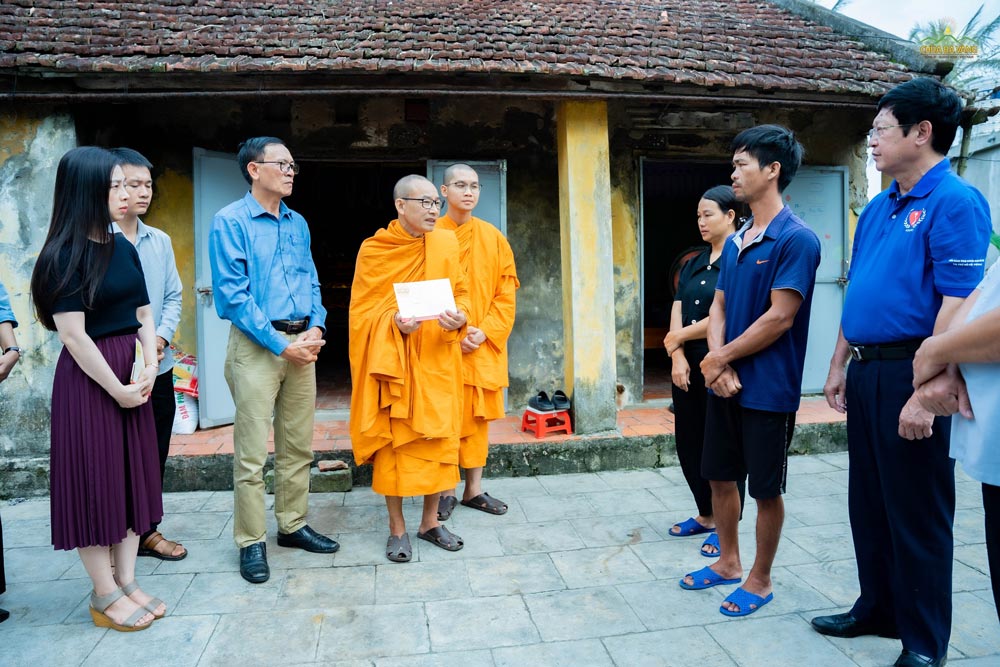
[663,186,744,557]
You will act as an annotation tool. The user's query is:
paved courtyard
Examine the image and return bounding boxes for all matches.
[1,451,997,666]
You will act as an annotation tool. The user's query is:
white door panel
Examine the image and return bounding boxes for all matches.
[783,166,848,394]
[193,148,248,428]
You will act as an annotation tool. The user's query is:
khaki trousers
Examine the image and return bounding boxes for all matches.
[225,328,316,548]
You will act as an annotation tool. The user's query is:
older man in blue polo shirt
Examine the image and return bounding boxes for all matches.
[811,79,991,667]
[210,136,338,584]
[680,125,820,618]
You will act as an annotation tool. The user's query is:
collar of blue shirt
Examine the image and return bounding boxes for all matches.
[888,157,950,201]
[243,191,293,221]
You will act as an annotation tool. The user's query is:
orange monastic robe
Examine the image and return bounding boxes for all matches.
[436,215,519,468]
[349,220,470,497]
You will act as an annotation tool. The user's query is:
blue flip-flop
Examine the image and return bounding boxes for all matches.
[679,565,742,590]
[719,587,773,617]
[701,532,721,557]
[669,517,715,537]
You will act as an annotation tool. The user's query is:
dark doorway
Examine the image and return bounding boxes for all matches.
[642,160,733,400]
[287,161,423,407]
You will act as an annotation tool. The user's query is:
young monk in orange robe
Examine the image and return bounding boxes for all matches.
[349,175,471,562]
[435,164,520,521]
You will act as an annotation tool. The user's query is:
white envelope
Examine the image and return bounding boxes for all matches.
[393,278,457,321]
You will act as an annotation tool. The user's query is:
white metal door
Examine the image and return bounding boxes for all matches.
[193,148,248,427]
[783,166,849,394]
[427,160,507,233]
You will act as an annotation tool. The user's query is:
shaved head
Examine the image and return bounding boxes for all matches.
[393,174,435,200]
[443,163,477,184]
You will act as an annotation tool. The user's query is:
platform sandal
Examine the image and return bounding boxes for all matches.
[89,588,154,632]
[119,579,166,619]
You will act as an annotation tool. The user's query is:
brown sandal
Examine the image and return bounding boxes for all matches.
[138,531,188,561]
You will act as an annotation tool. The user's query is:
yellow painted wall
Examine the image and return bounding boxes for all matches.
[143,168,197,356]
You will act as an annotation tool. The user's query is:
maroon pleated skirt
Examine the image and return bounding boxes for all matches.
[49,332,163,550]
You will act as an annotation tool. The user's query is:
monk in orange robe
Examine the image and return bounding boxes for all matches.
[349,174,470,562]
[435,164,519,521]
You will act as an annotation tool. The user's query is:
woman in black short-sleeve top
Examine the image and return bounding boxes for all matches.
[662,186,743,556]
[30,147,165,632]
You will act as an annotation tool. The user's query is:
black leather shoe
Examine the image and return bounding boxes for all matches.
[894,650,946,667]
[0,608,9,623]
[239,542,270,583]
[810,612,898,638]
[277,525,340,553]
[528,391,555,411]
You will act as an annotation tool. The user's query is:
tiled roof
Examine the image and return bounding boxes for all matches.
[0,0,916,96]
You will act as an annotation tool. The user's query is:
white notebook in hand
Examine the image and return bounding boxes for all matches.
[130,339,144,384]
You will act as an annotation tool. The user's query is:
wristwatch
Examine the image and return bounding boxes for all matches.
[3,346,20,356]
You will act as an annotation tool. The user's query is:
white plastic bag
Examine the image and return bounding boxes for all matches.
[171,390,199,434]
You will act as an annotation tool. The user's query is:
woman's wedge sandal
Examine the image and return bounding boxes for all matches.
[89,588,153,632]
[119,580,166,619]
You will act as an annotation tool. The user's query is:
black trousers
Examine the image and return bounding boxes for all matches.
[672,347,745,517]
[984,483,1000,626]
[846,358,954,659]
[141,370,176,539]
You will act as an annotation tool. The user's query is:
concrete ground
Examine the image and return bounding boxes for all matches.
[1,452,997,666]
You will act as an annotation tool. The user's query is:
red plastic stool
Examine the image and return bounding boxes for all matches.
[521,407,573,438]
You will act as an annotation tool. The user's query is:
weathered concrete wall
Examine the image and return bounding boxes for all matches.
[0,111,77,497]
[158,421,846,492]
[609,148,642,404]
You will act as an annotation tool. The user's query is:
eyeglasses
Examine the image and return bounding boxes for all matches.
[867,124,911,141]
[444,181,482,193]
[400,197,443,210]
[254,160,300,175]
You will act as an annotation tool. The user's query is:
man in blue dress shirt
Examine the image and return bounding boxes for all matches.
[210,137,338,584]
[811,78,991,667]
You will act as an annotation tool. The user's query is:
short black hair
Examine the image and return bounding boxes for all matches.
[109,147,152,170]
[730,124,804,192]
[877,77,962,155]
[237,136,285,185]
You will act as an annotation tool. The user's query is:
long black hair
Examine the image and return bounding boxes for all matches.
[701,185,739,218]
[31,146,118,331]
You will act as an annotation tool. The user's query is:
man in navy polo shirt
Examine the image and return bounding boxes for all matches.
[811,78,991,667]
[679,125,820,618]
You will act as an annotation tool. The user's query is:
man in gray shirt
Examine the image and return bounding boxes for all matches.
[111,148,187,561]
